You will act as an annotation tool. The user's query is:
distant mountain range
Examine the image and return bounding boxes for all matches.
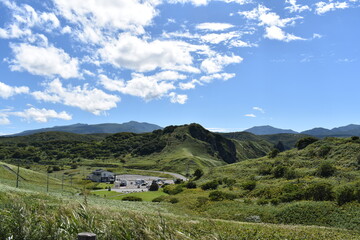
[244,124,360,137]
[12,121,163,136]
[244,125,297,135]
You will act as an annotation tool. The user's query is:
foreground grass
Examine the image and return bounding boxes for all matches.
[1,183,359,240]
[92,189,168,201]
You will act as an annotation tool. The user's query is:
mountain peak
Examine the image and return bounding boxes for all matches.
[244,125,298,135]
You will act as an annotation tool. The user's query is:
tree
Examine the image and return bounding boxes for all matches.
[149,181,159,191]
[185,181,197,189]
[194,169,204,180]
[296,137,318,150]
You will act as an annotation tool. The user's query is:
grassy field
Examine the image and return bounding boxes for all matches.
[1,182,359,240]
[92,189,168,201]
[2,136,360,239]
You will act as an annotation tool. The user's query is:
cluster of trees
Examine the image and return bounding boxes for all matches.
[0,131,168,164]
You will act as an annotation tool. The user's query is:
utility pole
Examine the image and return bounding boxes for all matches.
[16,163,20,188]
[47,172,49,192]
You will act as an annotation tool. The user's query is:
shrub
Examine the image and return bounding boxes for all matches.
[194,169,204,180]
[174,178,184,184]
[336,186,355,206]
[279,184,304,202]
[201,180,219,190]
[152,196,166,202]
[270,198,280,205]
[209,191,237,201]
[163,185,183,195]
[149,181,159,191]
[169,197,179,204]
[185,181,197,189]
[268,149,280,158]
[122,196,142,201]
[351,136,359,141]
[52,166,61,171]
[317,145,331,158]
[305,182,334,201]
[258,165,272,175]
[284,168,298,180]
[272,166,287,178]
[317,162,336,178]
[223,178,236,187]
[296,137,318,150]
[242,181,256,191]
[196,197,208,207]
[257,198,269,205]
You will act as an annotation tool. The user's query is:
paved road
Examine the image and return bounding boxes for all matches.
[143,170,188,181]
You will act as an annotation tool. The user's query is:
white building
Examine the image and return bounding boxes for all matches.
[87,169,115,183]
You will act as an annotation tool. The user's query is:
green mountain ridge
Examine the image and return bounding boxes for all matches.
[0,123,272,173]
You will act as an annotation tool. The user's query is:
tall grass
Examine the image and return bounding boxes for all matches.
[0,186,359,240]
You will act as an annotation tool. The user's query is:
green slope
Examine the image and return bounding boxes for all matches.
[0,123,272,174]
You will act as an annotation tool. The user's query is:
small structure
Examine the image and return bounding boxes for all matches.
[87,169,115,183]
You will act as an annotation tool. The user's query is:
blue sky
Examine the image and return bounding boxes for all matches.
[0,0,359,134]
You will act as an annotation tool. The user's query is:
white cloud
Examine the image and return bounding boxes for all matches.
[0,2,60,39]
[196,22,234,31]
[312,33,323,39]
[10,43,80,79]
[98,33,201,72]
[244,113,256,117]
[265,26,305,42]
[253,106,264,113]
[0,107,72,123]
[0,81,29,99]
[230,39,258,47]
[315,1,349,15]
[99,73,177,101]
[53,0,159,36]
[32,79,120,115]
[0,116,10,125]
[12,107,72,123]
[201,31,240,44]
[167,0,211,6]
[169,92,188,104]
[239,4,304,42]
[201,54,243,73]
[168,0,251,6]
[285,0,310,13]
[178,73,235,90]
[200,73,236,82]
[179,80,199,90]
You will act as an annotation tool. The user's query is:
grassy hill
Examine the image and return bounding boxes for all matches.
[221,131,307,150]
[1,135,360,239]
[160,136,360,231]
[0,161,359,239]
[0,123,272,174]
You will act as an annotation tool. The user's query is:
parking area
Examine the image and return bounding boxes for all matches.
[113,174,174,193]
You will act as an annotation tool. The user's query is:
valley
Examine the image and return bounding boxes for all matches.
[1,123,360,239]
